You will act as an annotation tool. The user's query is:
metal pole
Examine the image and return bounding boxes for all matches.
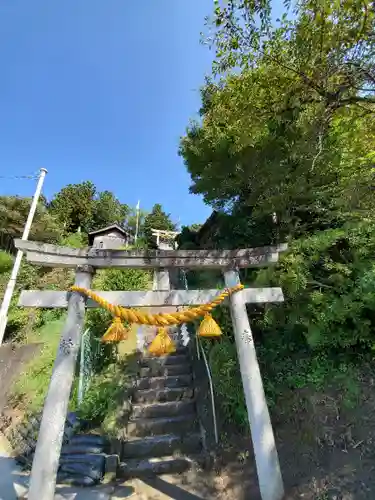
[134,200,140,243]
[0,168,48,345]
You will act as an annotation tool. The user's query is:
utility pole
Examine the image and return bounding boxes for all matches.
[134,199,140,244]
[0,168,48,345]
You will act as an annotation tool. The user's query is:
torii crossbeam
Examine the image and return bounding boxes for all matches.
[15,239,287,500]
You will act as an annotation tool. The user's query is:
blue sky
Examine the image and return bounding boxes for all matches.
[0,1,215,226]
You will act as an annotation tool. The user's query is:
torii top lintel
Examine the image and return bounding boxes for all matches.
[14,239,288,270]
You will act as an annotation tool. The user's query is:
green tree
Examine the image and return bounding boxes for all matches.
[180,1,375,237]
[91,191,129,231]
[210,0,375,110]
[49,181,96,233]
[0,196,62,243]
[143,204,176,248]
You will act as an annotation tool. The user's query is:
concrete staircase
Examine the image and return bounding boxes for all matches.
[118,347,202,479]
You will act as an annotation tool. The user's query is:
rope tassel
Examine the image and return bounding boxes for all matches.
[102,317,129,343]
[148,327,176,356]
[198,314,222,337]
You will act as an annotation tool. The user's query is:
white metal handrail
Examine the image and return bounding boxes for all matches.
[196,334,219,445]
[180,268,219,445]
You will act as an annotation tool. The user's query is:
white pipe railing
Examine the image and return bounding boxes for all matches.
[180,268,219,445]
[196,335,219,445]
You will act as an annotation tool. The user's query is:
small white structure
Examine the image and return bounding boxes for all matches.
[88,224,131,250]
[151,228,180,250]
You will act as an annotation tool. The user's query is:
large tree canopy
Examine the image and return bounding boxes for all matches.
[49,182,130,233]
[180,0,375,235]
[49,181,97,233]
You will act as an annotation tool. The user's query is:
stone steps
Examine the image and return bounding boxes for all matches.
[136,374,192,390]
[127,414,197,438]
[133,386,194,404]
[139,363,191,377]
[118,455,194,478]
[122,433,201,459]
[118,349,201,482]
[131,400,195,420]
[140,354,189,366]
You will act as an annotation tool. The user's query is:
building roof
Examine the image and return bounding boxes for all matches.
[195,211,220,240]
[88,224,130,245]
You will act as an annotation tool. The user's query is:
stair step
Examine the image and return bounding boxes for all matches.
[141,354,189,367]
[127,415,197,437]
[122,433,201,459]
[118,455,194,478]
[139,363,191,377]
[133,386,194,403]
[136,374,192,390]
[132,400,195,419]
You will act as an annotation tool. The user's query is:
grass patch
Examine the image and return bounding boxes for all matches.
[77,353,138,437]
[11,316,66,413]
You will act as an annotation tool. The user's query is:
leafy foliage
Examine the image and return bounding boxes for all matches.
[49,181,96,233]
[49,182,129,233]
[209,0,375,109]
[256,221,375,350]
[180,0,375,432]
[181,1,375,235]
[0,196,62,242]
[209,338,248,429]
[91,190,129,231]
[0,251,13,273]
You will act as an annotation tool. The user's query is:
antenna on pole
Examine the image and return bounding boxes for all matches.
[134,200,140,244]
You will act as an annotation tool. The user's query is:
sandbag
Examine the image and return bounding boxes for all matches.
[59,462,104,481]
[69,434,105,447]
[59,453,105,467]
[57,471,97,487]
[60,444,104,455]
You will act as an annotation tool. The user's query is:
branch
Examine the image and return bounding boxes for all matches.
[340,95,375,104]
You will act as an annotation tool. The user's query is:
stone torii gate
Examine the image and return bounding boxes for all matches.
[15,238,287,500]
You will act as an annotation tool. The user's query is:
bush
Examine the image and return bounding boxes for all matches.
[255,220,375,351]
[77,356,138,435]
[209,338,248,429]
[59,232,88,248]
[0,250,13,273]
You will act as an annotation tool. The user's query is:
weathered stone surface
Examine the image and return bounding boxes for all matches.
[127,415,197,438]
[139,363,191,378]
[140,354,189,367]
[133,387,194,404]
[136,374,192,390]
[119,455,194,478]
[122,433,201,459]
[131,400,195,419]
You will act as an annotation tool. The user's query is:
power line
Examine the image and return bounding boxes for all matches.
[0,173,39,180]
